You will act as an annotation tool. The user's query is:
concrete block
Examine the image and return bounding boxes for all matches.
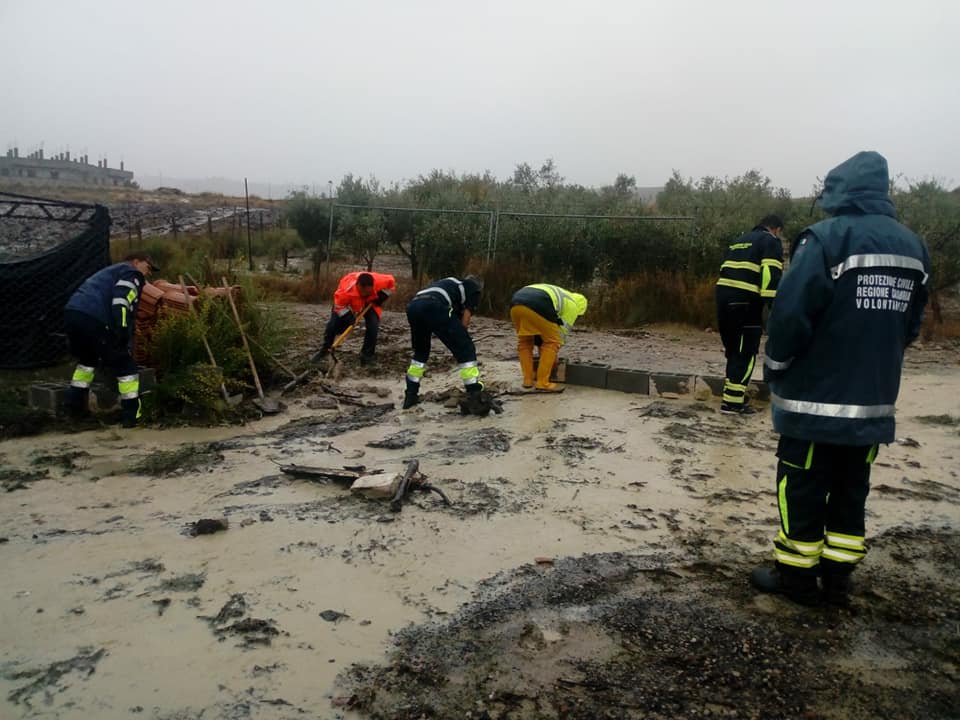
[697,376,725,397]
[29,382,69,415]
[651,372,694,396]
[606,368,650,395]
[564,362,609,389]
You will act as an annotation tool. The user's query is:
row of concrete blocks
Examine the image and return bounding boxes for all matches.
[559,362,770,401]
[28,368,158,415]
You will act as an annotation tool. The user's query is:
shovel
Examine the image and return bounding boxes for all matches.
[221,278,282,414]
[185,271,308,395]
[179,276,242,407]
[326,302,373,376]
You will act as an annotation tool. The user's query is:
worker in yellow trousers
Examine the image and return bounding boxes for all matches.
[509,283,588,391]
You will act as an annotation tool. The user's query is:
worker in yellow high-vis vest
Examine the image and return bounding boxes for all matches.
[509,283,588,392]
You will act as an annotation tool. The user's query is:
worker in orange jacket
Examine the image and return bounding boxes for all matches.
[312,271,396,366]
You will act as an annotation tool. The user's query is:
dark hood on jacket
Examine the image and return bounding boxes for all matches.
[818,151,896,218]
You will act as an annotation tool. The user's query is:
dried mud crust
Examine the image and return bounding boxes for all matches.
[340,528,960,720]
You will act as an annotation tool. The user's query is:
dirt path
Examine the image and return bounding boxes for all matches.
[0,317,958,719]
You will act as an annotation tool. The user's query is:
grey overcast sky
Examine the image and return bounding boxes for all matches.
[3,0,958,196]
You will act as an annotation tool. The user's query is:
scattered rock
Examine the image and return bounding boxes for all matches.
[187,518,228,537]
[320,609,350,622]
[152,598,171,616]
[154,573,206,593]
[306,396,339,410]
[206,594,247,626]
[215,618,280,646]
[367,429,418,450]
[1,467,49,492]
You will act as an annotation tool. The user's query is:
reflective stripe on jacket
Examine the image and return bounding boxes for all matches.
[413,277,481,318]
[512,284,588,339]
[333,271,396,318]
[716,227,784,300]
[65,262,145,335]
[764,151,930,445]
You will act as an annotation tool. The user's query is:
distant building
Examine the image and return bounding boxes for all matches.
[0,145,134,188]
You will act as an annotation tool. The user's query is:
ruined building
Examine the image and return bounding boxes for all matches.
[0,145,134,188]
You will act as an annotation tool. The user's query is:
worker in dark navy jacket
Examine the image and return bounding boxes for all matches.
[403,276,485,413]
[64,252,158,427]
[715,215,784,413]
[752,151,930,606]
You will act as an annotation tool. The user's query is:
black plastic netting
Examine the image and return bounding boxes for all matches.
[0,191,111,369]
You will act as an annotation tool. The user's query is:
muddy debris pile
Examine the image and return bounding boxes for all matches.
[203,593,284,648]
[4,647,107,709]
[339,528,960,720]
[1,467,48,492]
[129,443,225,477]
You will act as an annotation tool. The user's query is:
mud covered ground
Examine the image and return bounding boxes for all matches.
[0,315,958,719]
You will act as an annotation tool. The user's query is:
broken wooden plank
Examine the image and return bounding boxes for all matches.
[390,460,421,512]
[279,465,360,483]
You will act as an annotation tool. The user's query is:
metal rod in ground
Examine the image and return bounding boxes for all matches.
[245,178,253,272]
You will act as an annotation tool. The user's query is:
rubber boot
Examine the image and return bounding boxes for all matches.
[517,336,535,388]
[65,386,90,420]
[120,398,140,429]
[750,564,819,606]
[310,344,331,363]
[535,342,562,392]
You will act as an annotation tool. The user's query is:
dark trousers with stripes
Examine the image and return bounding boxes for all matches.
[774,436,874,579]
[716,287,762,405]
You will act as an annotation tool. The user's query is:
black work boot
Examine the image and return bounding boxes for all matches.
[402,391,421,410]
[359,353,376,368]
[721,401,757,415]
[821,572,852,607]
[750,565,820,606]
[310,344,331,363]
[120,398,140,429]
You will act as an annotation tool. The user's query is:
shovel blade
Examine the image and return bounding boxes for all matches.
[253,396,283,414]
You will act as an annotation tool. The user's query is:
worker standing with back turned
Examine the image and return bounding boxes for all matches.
[752,151,930,606]
[715,214,784,414]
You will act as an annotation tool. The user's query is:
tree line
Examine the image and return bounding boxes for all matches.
[284,160,960,325]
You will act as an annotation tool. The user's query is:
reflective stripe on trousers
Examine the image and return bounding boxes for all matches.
[117,373,140,400]
[71,364,95,389]
[406,359,426,384]
[459,361,480,386]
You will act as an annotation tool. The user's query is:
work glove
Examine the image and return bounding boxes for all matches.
[375,289,390,306]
